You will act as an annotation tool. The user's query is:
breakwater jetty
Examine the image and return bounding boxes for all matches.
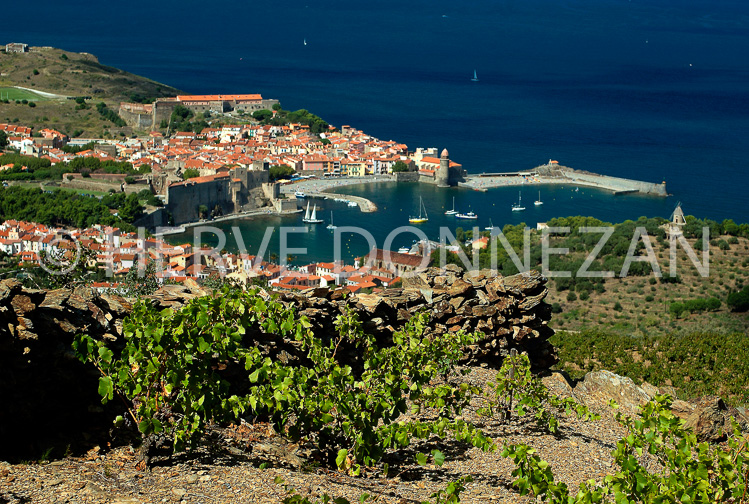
[463,163,668,197]
[306,192,377,212]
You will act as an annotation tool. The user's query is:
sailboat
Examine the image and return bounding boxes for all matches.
[409,196,429,223]
[512,191,526,212]
[326,211,337,230]
[445,196,457,215]
[485,219,496,231]
[471,69,479,82]
[456,210,478,219]
[534,190,543,206]
[303,201,323,223]
[303,38,307,46]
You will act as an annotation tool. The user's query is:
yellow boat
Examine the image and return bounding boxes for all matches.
[409,196,428,224]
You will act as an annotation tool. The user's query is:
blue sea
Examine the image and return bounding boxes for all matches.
[7,0,749,260]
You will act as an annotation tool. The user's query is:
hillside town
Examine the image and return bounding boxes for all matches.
[0,93,464,227]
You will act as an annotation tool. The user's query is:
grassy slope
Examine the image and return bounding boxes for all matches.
[0,46,182,137]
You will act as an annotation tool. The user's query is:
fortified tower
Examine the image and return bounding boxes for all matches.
[436,148,451,187]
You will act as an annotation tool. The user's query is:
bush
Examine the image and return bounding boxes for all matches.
[645,294,654,302]
[578,290,590,301]
[566,291,577,302]
[613,301,623,311]
[727,287,749,312]
[706,297,721,311]
[124,176,135,184]
[669,302,685,318]
[551,302,562,314]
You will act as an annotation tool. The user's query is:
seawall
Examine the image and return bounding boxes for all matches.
[562,169,667,196]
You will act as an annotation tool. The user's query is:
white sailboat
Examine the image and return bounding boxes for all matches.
[471,69,479,82]
[485,219,496,231]
[534,190,543,206]
[445,196,457,215]
[303,202,323,223]
[303,38,307,46]
[327,211,337,230]
[409,196,428,223]
[456,210,478,220]
[512,191,526,212]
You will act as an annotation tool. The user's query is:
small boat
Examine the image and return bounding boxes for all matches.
[294,190,306,199]
[534,190,543,206]
[512,191,525,212]
[485,219,496,231]
[347,201,358,207]
[409,196,429,224]
[302,202,324,223]
[456,211,478,220]
[471,69,479,82]
[326,211,337,230]
[445,196,457,215]
[304,38,307,46]
[398,246,410,254]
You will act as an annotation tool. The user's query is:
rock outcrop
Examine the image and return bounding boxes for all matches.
[0,267,554,459]
[573,370,748,442]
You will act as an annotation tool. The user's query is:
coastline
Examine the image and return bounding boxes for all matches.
[156,168,666,237]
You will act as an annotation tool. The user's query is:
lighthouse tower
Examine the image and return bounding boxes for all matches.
[436,148,450,187]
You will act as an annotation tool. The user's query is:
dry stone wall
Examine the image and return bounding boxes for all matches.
[0,266,555,459]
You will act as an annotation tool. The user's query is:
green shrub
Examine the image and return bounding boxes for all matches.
[669,302,685,318]
[566,291,577,302]
[727,287,749,312]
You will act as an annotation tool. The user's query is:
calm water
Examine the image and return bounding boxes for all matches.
[7,0,749,260]
[169,182,676,263]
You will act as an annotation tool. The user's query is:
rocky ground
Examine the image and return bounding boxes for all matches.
[1,367,740,504]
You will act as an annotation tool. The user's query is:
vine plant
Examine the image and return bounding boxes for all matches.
[74,288,494,470]
[502,395,749,503]
[479,351,598,433]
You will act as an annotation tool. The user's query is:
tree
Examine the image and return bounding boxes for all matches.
[183,169,200,180]
[252,109,273,122]
[391,161,410,173]
[268,164,295,181]
[0,131,7,149]
[119,193,144,223]
[198,205,209,219]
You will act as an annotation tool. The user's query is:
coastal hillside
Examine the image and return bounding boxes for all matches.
[0,46,181,137]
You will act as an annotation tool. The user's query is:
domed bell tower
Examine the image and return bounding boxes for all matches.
[436,148,451,187]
